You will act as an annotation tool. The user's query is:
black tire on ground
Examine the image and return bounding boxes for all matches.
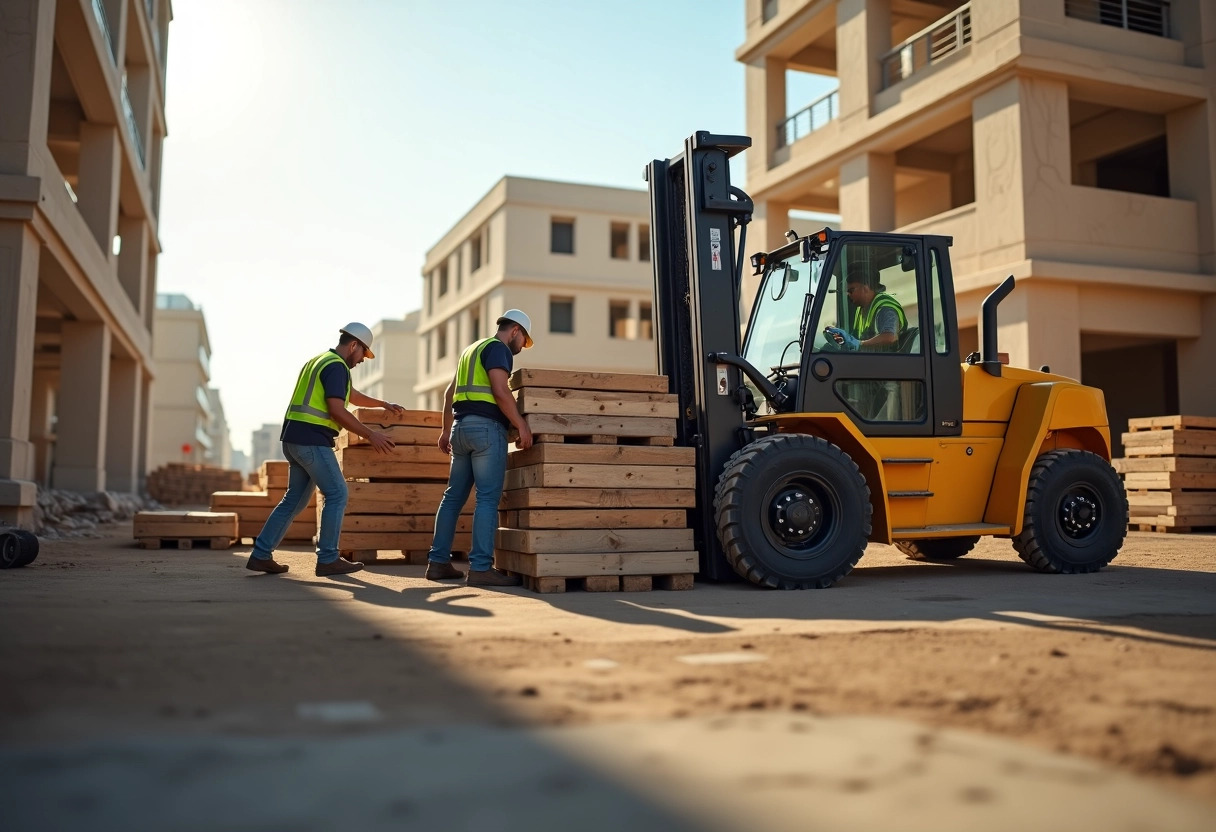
[714,434,872,589]
[1,531,22,569]
[1012,449,1128,574]
[13,530,38,567]
[894,536,980,561]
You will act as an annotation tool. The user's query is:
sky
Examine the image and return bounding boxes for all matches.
[157,0,835,455]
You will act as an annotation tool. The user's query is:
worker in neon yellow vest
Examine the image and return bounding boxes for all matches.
[246,323,400,577]
[826,272,907,352]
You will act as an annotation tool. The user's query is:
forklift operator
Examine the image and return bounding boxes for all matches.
[825,273,907,352]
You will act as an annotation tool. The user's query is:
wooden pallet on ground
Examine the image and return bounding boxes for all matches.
[1116,415,1216,534]
[493,549,696,593]
[133,511,238,549]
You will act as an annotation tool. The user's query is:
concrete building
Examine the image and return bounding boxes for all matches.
[150,293,212,469]
[1,0,172,523]
[205,387,232,470]
[738,0,1216,451]
[417,177,657,409]
[250,422,285,472]
[350,312,421,408]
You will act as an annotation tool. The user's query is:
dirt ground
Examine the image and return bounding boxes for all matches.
[1,520,1214,820]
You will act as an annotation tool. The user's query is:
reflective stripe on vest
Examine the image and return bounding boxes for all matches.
[453,337,497,405]
[283,351,350,432]
[852,292,907,339]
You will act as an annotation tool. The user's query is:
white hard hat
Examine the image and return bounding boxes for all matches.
[339,322,375,358]
[496,309,533,348]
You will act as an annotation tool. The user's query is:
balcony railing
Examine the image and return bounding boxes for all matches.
[1064,0,1170,38]
[121,74,146,168]
[91,0,116,64]
[881,3,972,90]
[777,89,839,148]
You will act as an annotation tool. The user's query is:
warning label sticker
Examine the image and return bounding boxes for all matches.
[710,241,722,270]
[709,228,721,242]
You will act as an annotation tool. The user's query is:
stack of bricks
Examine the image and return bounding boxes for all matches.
[147,463,243,505]
[1116,415,1216,533]
[335,409,468,563]
[495,369,697,593]
[209,460,316,544]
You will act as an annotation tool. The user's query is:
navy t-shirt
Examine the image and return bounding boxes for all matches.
[280,350,350,447]
[452,339,513,428]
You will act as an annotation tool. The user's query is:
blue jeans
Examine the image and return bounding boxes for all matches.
[251,441,348,564]
[428,415,507,572]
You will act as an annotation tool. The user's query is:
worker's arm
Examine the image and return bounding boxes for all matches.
[489,367,532,450]
[327,397,395,454]
[349,388,404,414]
[437,377,455,455]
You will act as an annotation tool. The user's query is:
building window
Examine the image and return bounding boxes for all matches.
[437,325,448,359]
[471,234,482,271]
[484,225,490,263]
[438,264,448,296]
[454,250,462,290]
[762,0,779,23]
[639,301,653,340]
[424,276,431,315]
[550,297,574,334]
[639,224,651,261]
[551,219,575,254]
[424,335,430,373]
[609,301,630,338]
[470,305,481,341]
[610,222,629,260]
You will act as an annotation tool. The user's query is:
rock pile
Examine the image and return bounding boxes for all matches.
[1,489,165,539]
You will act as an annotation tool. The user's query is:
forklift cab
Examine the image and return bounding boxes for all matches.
[742,229,963,438]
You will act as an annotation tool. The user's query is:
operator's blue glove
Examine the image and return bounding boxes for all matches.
[825,326,860,351]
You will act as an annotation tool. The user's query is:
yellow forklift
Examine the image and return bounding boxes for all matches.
[646,132,1127,588]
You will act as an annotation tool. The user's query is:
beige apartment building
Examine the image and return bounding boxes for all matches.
[205,387,232,470]
[1,0,172,524]
[739,0,1216,449]
[149,293,213,469]
[250,422,285,473]
[349,312,421,407]
[416,177,657,409]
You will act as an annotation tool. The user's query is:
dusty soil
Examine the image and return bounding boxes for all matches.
[1,521,1214,804]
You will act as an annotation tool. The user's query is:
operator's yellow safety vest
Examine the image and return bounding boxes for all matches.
[453,337,498,405]
[283,351,350,432]
[852,292,907,340]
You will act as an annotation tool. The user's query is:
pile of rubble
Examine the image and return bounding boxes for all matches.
[8,489,165,539]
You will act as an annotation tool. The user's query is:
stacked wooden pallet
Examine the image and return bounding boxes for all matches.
[1115,415,1216,533]
[146,463,243,505]
[495,369,697,593]
[133,510,238,549]
[335,409,468,563]
[208,460,316,544]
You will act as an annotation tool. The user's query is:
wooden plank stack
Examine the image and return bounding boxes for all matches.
[495,369,697,592]
[1115,415,1216,533]
[334,409,468,562]
[146,463,243,505]
[133,510,238,549]
[208,461,316,544]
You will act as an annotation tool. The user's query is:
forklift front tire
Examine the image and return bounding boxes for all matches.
[895,536,980,561]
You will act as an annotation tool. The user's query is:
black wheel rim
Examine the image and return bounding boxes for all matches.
[761,472,838,559]
[0,533,19,568]
[1057,484,1102,541]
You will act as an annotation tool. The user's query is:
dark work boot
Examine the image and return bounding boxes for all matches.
[246,555,289,574]
[315,557,364,577]
[467,568,522,587]
[425,561,466,581]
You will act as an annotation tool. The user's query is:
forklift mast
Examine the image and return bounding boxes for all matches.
[646,132,755,581]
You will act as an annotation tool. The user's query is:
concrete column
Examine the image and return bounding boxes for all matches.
[1177,295,1216,416]
[117,215,149,313]
[998,281,1082,381]
[836,0,891,123]
[138,372,152,492]
[53,321,112,492]
[1167,102,1216,274]
[77,123,122,258]
[745,57,786,172]
[105,355,141,492]
[839,152,895,231]
[29,369,54,485]
[0,0,53,174]
[0,221,40,526]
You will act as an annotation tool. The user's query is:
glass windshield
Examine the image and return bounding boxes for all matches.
[742,250,823,401]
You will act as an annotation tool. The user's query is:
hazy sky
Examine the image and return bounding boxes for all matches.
[157,0,834,455]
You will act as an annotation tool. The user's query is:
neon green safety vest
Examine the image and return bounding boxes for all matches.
[852,292,907,340]
[283,351,350,432]
[453,338,498,405]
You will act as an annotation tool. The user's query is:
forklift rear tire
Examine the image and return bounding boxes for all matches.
[1012,449,1127,574]
[895,536,980,561]
[714,434,871,589]
[13,530,39,567]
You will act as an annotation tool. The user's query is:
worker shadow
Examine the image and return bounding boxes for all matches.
[291,575,494,618]
[537,592,739,635]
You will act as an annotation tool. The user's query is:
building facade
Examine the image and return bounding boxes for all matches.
[150,293,212,469]
[349,312,421,408]
[249,422,285,473]
[738,0,1216,451]
[417,177,657,409]
[205,386,231,470]
[1,0,172,523]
